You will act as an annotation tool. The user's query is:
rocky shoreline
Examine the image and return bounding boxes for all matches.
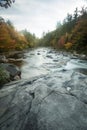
[0,50,87,86]
[0,51,23,86]
[0,48,87,130]
[0,70,87,130]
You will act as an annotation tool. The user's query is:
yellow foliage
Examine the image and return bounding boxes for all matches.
[65,42,72,49]
[0,21,28,51]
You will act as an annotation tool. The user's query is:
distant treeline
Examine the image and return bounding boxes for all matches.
[0,7,87,54]
[38,7,87,54]
[0,17,38,52]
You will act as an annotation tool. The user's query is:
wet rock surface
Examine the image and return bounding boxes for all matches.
[0,63,21,81]
[0,48,87,130]
[0,55,8,63]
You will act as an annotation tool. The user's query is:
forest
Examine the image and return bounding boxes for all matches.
[0,17,38,52]
[0,1,87,129]
[0,6,87,54]
[38,7,87,54]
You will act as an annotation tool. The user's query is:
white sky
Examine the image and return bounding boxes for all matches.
[0,0,87,37]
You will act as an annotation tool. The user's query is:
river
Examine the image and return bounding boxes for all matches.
[0,47,87,130]
[20,47,87,79]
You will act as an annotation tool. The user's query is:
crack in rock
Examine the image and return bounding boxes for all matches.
[0,62,87,130]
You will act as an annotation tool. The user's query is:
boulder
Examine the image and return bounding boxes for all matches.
[79,54,87,60]
[0,63,21,80]
[0,67,10,86]
[0,70,87,130]
[0,55,8,63]
[46,55,53,59]
[7,52,24,59]
[24,82,87,130]
[73,52,87,60]
[8,58,23,66]
[37,52,40,55]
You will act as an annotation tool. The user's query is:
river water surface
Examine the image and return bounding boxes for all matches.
[19,47,87,79]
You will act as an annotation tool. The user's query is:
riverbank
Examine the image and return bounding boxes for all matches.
[0,47,87,130]
[0,65,87,130]
[0,47,87,86]
[0,51,24,86]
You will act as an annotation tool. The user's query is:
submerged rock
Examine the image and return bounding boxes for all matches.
[37,52,40,55]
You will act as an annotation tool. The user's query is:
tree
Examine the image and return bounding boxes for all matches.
[38,7,87,53]
[80,6,87,15]
[0,0,15,8]
[71,17,87,53]
[0,17,28,51]
[22,29,37,47]
[66,13,72,23]
[0,21,14,51]
[73,8,78,22]
[6,20,14,28]
[0,16,5,23]
[56,21,61,29]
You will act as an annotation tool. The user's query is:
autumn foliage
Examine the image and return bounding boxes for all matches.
[38,7,87,54]
[0,17,37,52]
[71,18,87,52]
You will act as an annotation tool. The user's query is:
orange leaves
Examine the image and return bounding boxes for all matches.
[64,42,72,49]
[0,18,28,51]
[57,35,66,48]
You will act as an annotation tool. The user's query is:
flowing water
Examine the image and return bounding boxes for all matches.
[0,47,87,130]
[19,47,87,79]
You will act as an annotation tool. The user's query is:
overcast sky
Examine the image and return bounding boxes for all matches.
[0,0,86,37]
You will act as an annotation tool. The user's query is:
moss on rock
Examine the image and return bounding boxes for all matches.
[0,67,10,87]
